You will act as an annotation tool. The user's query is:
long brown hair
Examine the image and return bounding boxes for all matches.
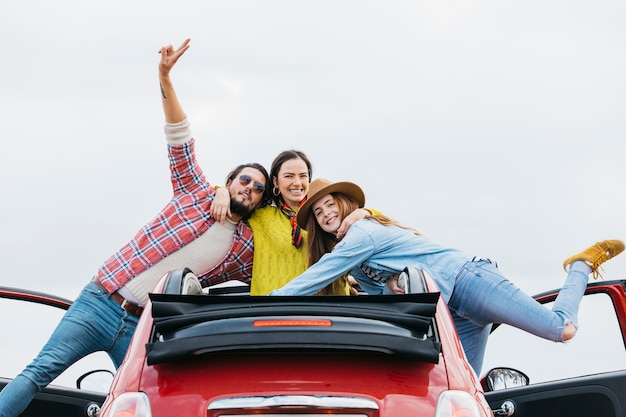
[305,194,358,295]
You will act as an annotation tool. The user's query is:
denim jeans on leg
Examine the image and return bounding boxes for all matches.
[0,281,139,417]
[447,260,588,374]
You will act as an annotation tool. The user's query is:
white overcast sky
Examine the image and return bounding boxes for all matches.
[1,0,625,377]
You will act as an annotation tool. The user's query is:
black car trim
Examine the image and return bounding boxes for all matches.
[0,286,72,310]
[146,293,441,365]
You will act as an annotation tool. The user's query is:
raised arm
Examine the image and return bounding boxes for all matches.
[158,39,191,123]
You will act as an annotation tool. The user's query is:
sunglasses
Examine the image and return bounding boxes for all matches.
[238,174,266,194]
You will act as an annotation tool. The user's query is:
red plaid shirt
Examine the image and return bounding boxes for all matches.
[96,138,254,292]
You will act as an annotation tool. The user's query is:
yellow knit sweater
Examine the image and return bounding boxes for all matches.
[249,205,352,295]
[248,206,309,295]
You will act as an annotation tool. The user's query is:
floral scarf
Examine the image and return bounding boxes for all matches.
[279,198,307,249]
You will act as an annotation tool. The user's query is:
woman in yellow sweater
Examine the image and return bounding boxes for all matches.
[212,150,373,295]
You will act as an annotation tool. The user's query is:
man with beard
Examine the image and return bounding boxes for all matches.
[0,38,271,417]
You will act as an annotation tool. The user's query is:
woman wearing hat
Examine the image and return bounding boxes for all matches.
[269,178,624,374]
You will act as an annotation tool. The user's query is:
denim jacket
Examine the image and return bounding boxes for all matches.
[270,218,473,303]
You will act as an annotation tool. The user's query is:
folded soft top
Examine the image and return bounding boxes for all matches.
[146,293,441,365]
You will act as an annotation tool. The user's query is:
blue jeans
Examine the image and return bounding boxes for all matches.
[0,281,139,417]
[448,260,588,374]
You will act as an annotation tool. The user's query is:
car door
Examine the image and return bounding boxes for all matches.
[481,280,626,417]
[0,287,113,417]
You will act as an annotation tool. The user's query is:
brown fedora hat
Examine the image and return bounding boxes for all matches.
[296,178,366,230]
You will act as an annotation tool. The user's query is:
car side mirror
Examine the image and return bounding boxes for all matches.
[76,369,114,392]
[481,367,530,391]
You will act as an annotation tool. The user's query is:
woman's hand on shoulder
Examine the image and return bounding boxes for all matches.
[337,208,369,240]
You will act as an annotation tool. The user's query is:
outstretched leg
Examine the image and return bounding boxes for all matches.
[448,239,624,374]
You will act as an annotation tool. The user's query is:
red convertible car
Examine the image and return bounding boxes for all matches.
[99,267,494,417]
[2,270,626,417]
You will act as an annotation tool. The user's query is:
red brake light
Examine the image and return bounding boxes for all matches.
[253,319,333,327]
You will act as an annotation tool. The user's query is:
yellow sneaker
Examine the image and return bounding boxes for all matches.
[563,239,625,279]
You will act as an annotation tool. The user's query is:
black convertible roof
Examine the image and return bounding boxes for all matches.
[146,293,441,365]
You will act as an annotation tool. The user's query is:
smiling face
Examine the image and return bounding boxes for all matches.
[273,157,310,210]
[227,167,267,217]
[311,194,341,234]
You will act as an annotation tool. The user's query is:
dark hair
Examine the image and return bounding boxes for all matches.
[224,162,273,208]
[269,150,313,205]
